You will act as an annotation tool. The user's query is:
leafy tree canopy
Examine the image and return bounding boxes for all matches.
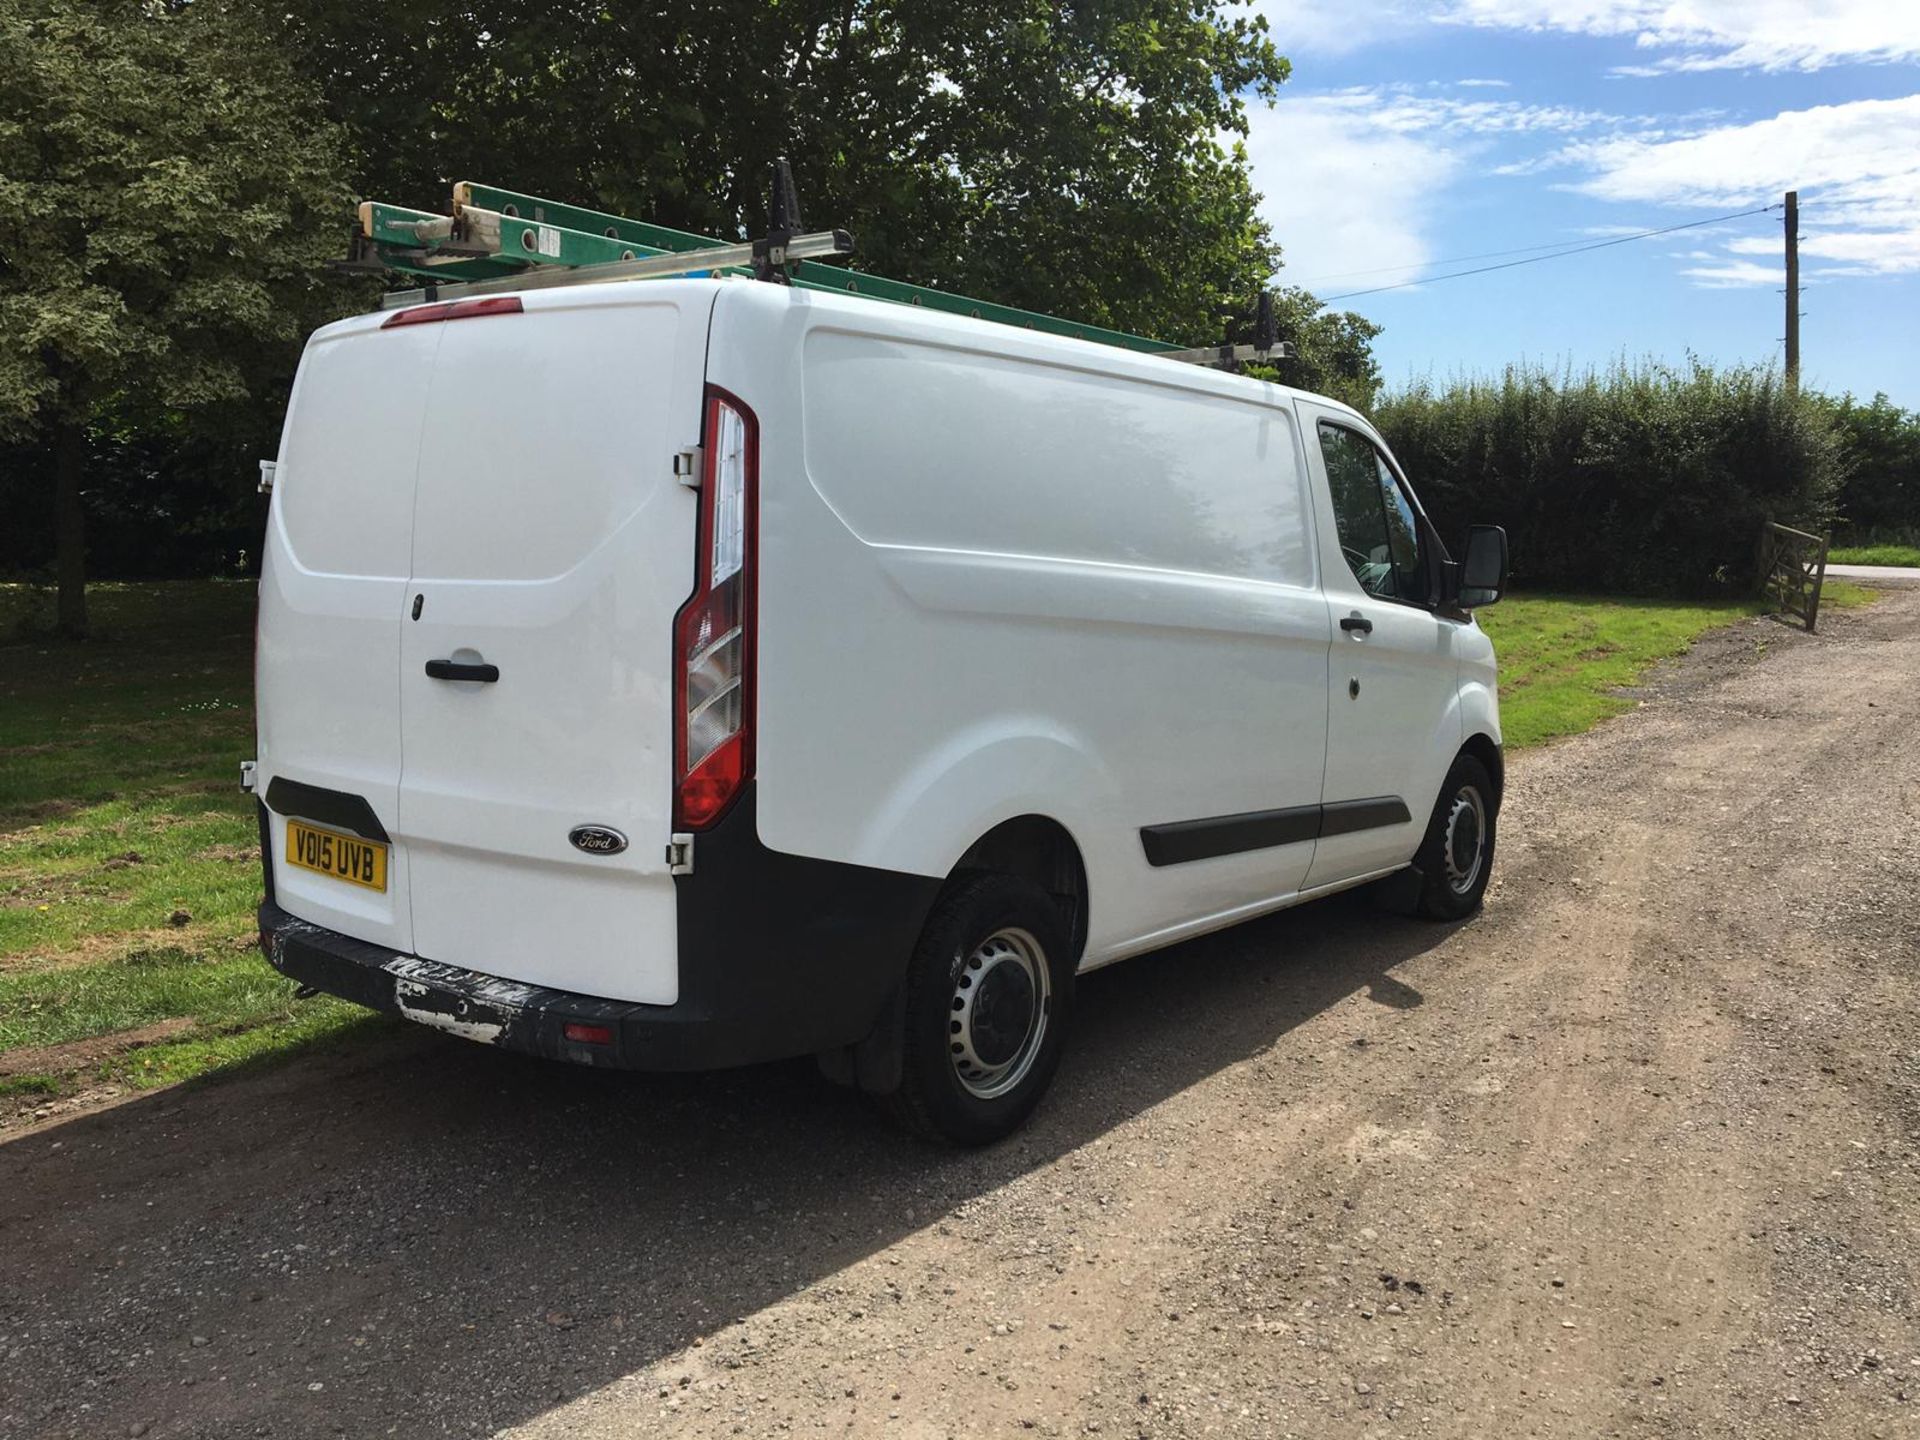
[3,0,1390,619]
[263,0,1307,345]
[0,0,352,432]
[0,0,355,629]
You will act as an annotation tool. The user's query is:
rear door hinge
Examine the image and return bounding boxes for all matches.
[240,759,257,793]
[665,833,695,875]
[672,448,701,488]
[257,460,277,494]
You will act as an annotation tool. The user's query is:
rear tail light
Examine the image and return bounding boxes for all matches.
[673,389,758,829]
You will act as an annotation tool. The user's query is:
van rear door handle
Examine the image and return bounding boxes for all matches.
[425,659,500,683]
[1340,614,1373,635]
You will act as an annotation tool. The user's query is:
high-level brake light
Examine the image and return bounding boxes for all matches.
[380,296,524,328]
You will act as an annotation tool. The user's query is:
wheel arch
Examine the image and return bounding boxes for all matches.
[953,814,1090,965]
[1459,731,1505,812]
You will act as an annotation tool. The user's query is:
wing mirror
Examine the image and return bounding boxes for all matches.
[1457,524,1508,608]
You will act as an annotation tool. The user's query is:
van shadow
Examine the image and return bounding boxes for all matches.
[0,890,1456,1438]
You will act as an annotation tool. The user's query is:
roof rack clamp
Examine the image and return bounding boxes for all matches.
[752,158,808,284]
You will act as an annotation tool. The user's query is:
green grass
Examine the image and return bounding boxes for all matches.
[1480,583,1872,748]
[1828,544,1920,567]
[0,581,377,1106]
[0,577,1878,1109]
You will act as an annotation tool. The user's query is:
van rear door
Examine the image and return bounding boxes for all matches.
[257,314,440,953]
[397,288,711,1005]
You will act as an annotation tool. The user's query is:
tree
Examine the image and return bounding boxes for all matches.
[0,0,355,634]
[263,0,1298,344]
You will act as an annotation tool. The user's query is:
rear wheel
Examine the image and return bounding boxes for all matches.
[881,871,1073,1145]
[1413,753,1497,920]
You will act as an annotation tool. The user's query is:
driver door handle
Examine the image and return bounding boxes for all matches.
[1340,614,1374,635]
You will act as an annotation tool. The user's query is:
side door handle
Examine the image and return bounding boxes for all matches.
[425,659,500,683]
[1340,614,1373,636]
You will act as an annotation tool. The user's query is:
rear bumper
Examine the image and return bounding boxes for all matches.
[261,899,666,1066]
[258,784,943,1071]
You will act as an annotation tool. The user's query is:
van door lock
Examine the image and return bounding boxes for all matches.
[665,833,695,875]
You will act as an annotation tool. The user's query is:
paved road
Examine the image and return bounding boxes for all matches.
[1828,563,1920,586]
[3,594,1918,1440]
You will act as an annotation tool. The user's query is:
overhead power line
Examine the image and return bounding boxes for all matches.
[1297,233,1666,287]
[1316,204,1780,302]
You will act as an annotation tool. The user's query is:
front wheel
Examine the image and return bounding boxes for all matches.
[1412,754,1497,920]
[880,871,1074,1145]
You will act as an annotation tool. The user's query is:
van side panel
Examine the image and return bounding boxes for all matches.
[715,287,1332,967]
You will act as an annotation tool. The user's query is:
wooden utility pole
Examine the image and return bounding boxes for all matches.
[1784,190,1800,387]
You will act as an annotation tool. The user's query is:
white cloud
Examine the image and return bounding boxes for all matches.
[1251,0,1431,58]
[1245,93,1466,287]
[1680,258,1784,288]
[1497,95,1920,288]
[1455,77,1513,88]
[1563,97,1920,207]
[1545,95,1920,285]
[1247,85,1920,300]
[1245,86,1647,292]
[1439,0,1920,74]
[1318,85,1620,136]
[1727,228,1920,275]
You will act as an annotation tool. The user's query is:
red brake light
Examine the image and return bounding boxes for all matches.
[381,296,524,328]
[672,389,758,830]
[562,1022,615,1046]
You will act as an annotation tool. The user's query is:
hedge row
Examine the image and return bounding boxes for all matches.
[1814,392,1920,546]
[1370,361,1845,597]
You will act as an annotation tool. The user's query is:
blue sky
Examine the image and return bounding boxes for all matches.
[1241,1,1920,405]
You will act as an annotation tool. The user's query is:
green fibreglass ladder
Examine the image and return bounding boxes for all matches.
[350,181,1179,354]
[342,165,1285,368]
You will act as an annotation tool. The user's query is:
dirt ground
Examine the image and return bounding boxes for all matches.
[3,592,1917,1440]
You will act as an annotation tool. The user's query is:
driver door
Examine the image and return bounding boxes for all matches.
[1296,403,1466,887]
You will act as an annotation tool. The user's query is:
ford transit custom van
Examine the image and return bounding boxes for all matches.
[253,275,1508,1143]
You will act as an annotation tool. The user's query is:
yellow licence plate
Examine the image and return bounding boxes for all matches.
[286,819,388,892]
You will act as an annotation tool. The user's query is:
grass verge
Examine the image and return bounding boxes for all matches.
[0,581,380,1118]
[0,577,1878,1116]
[1828,544,1920,567]
[1476,582,1871,748]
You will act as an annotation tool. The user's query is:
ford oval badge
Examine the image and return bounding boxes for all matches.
[569,825,628,856]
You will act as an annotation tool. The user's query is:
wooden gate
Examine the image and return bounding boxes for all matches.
[1757,522,1830,632]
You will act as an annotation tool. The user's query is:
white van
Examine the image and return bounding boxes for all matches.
[252,274,1508,1143]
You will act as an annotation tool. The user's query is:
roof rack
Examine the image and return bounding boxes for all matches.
[337,161,1291,370]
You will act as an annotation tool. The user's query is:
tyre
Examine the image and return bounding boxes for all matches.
[880,871,1074,1145]
[1412,753,1497,920]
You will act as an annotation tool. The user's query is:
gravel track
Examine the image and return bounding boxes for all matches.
[2,592,1917,1439]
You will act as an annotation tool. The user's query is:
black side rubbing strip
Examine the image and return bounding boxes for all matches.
[1140,796,1412,866]
[1317,796,1412,837]
[262,777,391,844]
[1141,805,1321,867]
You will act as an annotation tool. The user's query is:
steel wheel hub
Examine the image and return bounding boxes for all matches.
[949,926,1051,1100]
[1443,785,1488,895]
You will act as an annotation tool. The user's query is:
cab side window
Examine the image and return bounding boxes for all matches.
[1317,422,1425,604]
